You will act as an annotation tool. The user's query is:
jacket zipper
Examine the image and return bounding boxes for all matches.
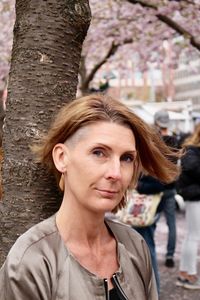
[104,278,110,300]
[111,273,129,300]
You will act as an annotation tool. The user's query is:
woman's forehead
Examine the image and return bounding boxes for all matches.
[65,121,136,150]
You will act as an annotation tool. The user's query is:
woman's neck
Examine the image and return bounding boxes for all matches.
[56,199,110,249]
[56,198,118,281]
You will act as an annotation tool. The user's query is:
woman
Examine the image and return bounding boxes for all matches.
[176,123,200,290]
[0,94,180,299]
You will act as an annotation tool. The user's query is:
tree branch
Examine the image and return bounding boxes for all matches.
[81,38,133,92]
[157,14,200,51]
[127,0,157,9]
[82,42,118,90]
[127,0,200,51]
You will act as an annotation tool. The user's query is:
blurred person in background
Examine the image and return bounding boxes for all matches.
[154,110,179,268]
[176,123,200,290]
[134,110,179,291]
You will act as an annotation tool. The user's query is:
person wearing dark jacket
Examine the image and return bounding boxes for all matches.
[154,110,179,268]
[176,124,200,290]
[134,111,179,293]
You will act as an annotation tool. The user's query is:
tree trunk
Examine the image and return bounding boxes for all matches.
[0,0,91,265]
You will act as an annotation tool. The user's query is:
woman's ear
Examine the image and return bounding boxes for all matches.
[52,143,69,173]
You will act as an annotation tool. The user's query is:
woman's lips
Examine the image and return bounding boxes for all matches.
[95,189,119,198]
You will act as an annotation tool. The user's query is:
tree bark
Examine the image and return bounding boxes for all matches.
[0,0,91,265]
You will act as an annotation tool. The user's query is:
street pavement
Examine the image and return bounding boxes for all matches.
[156,211,200,299]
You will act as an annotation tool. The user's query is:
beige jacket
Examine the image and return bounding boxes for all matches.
[0,215,158,300]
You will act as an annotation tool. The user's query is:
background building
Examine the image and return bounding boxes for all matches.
[173,52,200,112]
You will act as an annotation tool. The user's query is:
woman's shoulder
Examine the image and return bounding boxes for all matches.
[3,214,67,274]
[105,218,147,251]
[0,215,68,299]
[9,215,57,253]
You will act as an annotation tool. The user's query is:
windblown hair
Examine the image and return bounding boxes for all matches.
[32,94,181,211]
[182,123,200,147]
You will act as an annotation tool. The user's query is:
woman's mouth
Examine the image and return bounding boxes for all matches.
[95,189,119,198]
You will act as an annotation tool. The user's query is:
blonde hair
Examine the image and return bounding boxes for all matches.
[32,94,181,211]
[183,123,200,147]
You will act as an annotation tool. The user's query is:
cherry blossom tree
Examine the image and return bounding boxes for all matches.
[1,1,200,94]
[80,0,200,94]
[0,0,90,264]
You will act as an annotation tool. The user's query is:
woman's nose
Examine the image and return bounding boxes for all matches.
[105,158,122,181]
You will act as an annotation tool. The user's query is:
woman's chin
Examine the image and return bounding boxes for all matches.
[90,200,119,214]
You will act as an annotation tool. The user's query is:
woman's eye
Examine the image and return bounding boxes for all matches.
[121,154,134,163]
[93,149,105,157]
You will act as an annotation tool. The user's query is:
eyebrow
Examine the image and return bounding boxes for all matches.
[91,143,137,154]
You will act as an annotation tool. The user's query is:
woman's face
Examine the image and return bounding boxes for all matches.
[63,121,136,214]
